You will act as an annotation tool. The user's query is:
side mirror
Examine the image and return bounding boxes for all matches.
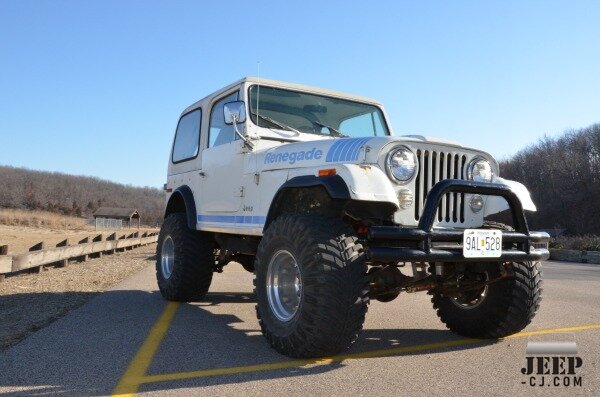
[223,101,246,125]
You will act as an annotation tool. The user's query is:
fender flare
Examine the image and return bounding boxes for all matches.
[165,185,197,229]
[278,175,351,199]
[265,175,350,228]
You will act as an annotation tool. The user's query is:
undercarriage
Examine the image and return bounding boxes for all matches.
[367,260,513,302]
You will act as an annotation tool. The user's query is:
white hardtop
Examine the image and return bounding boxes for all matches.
[178,77,485,154]
[181,77,384,116]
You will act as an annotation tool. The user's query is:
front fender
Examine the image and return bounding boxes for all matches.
[287,164,399,207]
[335,164,399,206]
[484,176,537,216]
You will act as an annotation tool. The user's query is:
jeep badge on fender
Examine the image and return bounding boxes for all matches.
[156,78,550,358]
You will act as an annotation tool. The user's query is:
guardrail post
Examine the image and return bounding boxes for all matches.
[106,233,116,254]
[56,239,69,267]
[92,234,104,258]
[78,237,89,262]
[0,245,7,281]
[28,242,44,273]
[117,234,126,252]
[125,233,134,250]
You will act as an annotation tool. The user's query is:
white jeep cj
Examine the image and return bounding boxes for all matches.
[158,78,549,358]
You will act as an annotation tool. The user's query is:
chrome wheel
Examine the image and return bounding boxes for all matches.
[266,249,302,322]
[161,236,175,279]
[451,272,489,309]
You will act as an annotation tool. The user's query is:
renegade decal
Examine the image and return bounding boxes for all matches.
[264,148,323,165]
[325,137,371,162]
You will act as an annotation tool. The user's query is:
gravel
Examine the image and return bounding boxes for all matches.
[0,244,156,350]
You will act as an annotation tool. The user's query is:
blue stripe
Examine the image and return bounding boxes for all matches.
[343,137,369,161]
[351,138,371,161]
[334,139,354,161]
[327,139,351,162]
[197,215,266,225]
[325,138,372,163]
[325,139,346,162]
[337,139,356,162]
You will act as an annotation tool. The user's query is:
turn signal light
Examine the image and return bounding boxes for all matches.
[318,168,337,177]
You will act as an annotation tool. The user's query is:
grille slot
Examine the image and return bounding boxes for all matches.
[415,150,467,224]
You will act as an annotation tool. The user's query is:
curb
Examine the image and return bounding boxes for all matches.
[549,249,600,264]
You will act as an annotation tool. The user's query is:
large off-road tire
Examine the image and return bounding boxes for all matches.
[431,222,543,338]
[254,214,369,358]
[156,213,216,301]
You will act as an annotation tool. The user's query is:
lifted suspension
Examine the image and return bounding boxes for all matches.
[368,261,515,302]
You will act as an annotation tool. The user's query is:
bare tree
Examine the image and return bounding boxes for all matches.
[0,166,165,226]
[500,123,600,235]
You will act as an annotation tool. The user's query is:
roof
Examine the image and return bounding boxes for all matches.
[93,207,139,219]
[182,77,383,115]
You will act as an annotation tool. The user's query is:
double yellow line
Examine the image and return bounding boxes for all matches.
[112,302,600,396]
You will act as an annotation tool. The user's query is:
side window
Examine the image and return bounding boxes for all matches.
[209,92,238,148]
[172,109,201,163]
[339,111,386,138]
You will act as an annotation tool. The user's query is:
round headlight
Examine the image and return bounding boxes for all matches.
[467,157,493,182]
[386,146,417,183]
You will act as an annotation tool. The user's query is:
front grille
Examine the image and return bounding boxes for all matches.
[414,150,467,224]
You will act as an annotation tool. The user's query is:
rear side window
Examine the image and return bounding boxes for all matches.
[172,109,201,163]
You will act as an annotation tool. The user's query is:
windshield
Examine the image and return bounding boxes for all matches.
[248,85,389,138]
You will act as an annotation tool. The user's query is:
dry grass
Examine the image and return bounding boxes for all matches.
[0,209,88,230]
[550,235,600,251]
[0,211,159,254]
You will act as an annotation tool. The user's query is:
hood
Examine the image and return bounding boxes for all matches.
[256,135,486,172]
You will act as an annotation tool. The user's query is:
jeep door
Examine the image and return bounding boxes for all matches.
[199,89,245,215]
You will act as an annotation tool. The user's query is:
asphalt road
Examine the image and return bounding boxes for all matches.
[0,260,598,396]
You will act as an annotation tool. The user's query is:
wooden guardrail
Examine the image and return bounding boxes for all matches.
[0,231,158,280]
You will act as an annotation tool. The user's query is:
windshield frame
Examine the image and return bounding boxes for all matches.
[246,84,391,138]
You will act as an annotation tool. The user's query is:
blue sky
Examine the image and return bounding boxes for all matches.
[1,0,599,188]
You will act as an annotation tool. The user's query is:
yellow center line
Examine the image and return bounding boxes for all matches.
[139,338,478,385]
[504,323,600,338]
[112,301,180,397]
[112,299,600,396]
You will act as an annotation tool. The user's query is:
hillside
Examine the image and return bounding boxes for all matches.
[500,122,600,235]
[1,123,597,234]
[0,166,165,226]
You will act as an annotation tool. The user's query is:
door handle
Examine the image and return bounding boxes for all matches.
[199,171,206,177]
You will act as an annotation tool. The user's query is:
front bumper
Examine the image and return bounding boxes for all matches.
[367,179,550,263]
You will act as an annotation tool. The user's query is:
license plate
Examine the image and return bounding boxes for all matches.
[463,229,502,258]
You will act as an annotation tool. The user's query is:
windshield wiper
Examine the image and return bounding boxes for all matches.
[251,112,300,136]
[312,121,348,137]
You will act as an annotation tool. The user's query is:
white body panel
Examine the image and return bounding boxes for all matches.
[165,78,536,237]
[484,176,537,215]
